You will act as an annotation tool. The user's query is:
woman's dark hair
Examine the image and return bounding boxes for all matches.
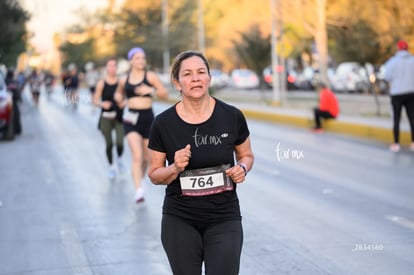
[170,50,211,84]
[106,57,118,64]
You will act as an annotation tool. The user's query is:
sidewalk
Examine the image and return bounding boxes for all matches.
[234,101,411,146]
[165,89,412,146]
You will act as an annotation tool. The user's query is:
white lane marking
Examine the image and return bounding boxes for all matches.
[386,215,414,231]
[0,200,2,207]
[60,223,93,275]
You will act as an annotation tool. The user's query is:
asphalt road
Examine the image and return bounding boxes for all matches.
[0,88,413,275]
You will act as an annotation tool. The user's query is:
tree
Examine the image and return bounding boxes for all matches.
[168,0,199,57]
[58,6,119,70]
[232,24,271,86]
[113,0,198,69]
[56,0,414,76]
[285,0,330,85]
[113,2,164,68]
[203,0,272,71]
[0,0,30,67]
[328,19,382,64]
[59,38,94,70]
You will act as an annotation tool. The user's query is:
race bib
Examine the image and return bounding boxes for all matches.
[102,111,116,119]
[123,111,139,125]
[179,164,233,196]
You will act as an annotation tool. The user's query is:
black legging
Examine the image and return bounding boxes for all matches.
[161,214,243,275]
[391,93,414,143]
[313,108,335,129]
[99,117,124,164]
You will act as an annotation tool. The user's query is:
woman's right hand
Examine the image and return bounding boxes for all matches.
[101,101,112,110]
[173,144,191,173]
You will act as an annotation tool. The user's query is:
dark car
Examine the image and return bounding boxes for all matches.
[0,72,16,140]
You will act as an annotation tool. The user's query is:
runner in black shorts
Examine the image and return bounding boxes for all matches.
[114,47,168,203]
[148,50,254,275]
[123,107,154,138]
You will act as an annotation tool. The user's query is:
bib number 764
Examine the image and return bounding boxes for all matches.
[190,176,214,188]
[180,173,223,191]
[179,164,233,196]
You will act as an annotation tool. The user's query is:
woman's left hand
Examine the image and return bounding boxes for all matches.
[226,165,246,184]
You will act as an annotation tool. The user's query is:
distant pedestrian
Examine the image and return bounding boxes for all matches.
[64,64,80,110]
[85,63,101,112]
[17,71,26,92]
[44,71,55,99]
[93,58,126,179]
[148,50,254,275]
[62,69,70,91]
[28,69,42,107]
[114,47,168,203]
[312,82,339,132]
[85,63,100,95]
[384,40,414,152]
[5,69,22,134]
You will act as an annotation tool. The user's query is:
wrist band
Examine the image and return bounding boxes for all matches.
[238,163,247,176]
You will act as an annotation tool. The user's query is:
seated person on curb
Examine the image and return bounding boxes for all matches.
[313,82,339,132]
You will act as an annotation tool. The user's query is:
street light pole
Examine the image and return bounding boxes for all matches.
[198,0,205,54]
[271,0,281,105]
[162,0,170,75]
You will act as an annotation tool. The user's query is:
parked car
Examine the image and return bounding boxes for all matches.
[210,69,230,89]
[306,67,336,89]
[293,67,316,90]
[262,65,298,90]
[230,69,260,89]
[0,72,15,140]
[330,62,370,93]
[368,64,388,94]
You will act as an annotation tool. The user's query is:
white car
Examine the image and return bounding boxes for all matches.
[230,69,259,89]
[210,69,230,89]
[330,62,370,93]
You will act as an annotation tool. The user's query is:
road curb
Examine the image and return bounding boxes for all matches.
[241,108,411,146]
[161,97,411,146]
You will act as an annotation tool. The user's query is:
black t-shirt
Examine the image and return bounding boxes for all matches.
[67,74,79,89]
[148,98,250,223]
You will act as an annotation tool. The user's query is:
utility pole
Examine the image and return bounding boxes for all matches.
[162,0,170,75]
[198,0,205,54]
[271,0,282,105]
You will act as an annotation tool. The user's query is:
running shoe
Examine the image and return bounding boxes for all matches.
[135,188,145,203]
[409,143,414,152]
[117,159,126,173]
[389,143,401,152]
[108,165,117,179]
[312,127,324,133]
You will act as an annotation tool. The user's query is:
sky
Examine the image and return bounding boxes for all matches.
[21,0,111,53]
